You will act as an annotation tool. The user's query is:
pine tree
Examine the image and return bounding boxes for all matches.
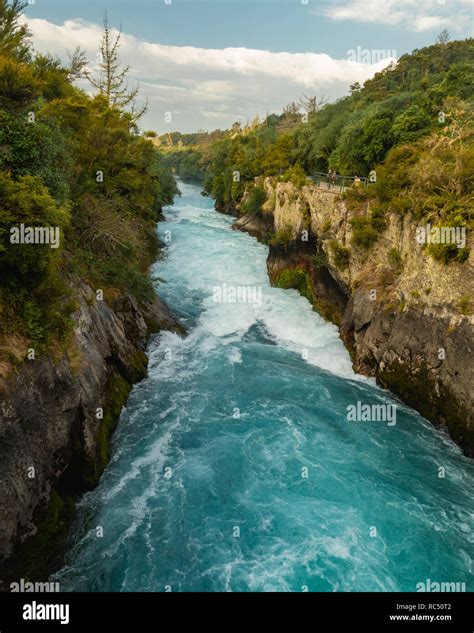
[0,0,31,61]
[87,12,147,119]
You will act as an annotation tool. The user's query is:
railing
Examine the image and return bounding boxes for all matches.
[310,171,369,193]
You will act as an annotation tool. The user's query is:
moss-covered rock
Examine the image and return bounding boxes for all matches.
[378,359,474,455]
[274,268,315,304]
[96,373,133,474]
[0,489,75,586]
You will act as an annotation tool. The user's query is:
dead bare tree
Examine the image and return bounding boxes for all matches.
[299,94,327,115]
[283,101,301,116]
[66,46,88,81]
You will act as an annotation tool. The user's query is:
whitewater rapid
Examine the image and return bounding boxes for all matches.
[56,181,474,592]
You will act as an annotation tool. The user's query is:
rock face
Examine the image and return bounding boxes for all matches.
[233,212,274,240]
[232,178,474,457]
[0,280,180,581]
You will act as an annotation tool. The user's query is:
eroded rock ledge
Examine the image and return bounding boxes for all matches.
[0,281,180,583]
[229,177,473,457]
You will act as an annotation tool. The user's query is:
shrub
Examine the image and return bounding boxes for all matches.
[0,172,70,283]
[241,186,266,215]
[458,295,472,315]
[280,164,308,188]
[269,227,293,246]
[311,250,328,268]
[426,241,470,264]
[349,216,380,249]
[329,240,350,269]
[0,56,40,109]
[320,219,332,234]
[274,268,314,303]
[388,247,403,271]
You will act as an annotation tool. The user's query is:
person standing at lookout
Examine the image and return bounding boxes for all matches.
[327,169,334,189]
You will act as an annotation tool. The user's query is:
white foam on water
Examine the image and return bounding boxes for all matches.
[255,288,357,378]
[54,180,474,594]
[161,193,364,380]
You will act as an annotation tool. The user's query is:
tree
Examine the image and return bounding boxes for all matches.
[283,101,300,115]
[0,0,30,61]
[299,94,327,115]
[67,46,88,81]
[436,29,450,45]
[86,12,147,119]
[0,55,40,109]
[0,172,70,282]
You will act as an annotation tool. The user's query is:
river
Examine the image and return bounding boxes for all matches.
[56,181,474,592]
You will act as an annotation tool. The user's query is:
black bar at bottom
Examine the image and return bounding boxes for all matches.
[0,592,471,633]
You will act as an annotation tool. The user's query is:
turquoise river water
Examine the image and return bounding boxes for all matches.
[56,181,474,592]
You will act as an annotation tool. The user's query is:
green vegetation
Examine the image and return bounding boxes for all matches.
[328,240,350,269]
[156,129,228,181]
[0,1,178,355]
[349,216,381,249]
[280,164,308,188]
[241,186,266,215]
[96,372,136,476]
[14,488,76,581]
[388,247,403,271]
[269,228,293,246]
[274,268,314,304]
[458,295,472,315]
[172,38,472,263]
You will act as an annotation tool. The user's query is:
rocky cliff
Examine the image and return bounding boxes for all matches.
[232,177,474,457]
[0,279,180,584]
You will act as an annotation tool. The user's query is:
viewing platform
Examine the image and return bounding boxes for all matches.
[310,171,369,194]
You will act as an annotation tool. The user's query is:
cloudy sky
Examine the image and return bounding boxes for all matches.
[24,0,473,133]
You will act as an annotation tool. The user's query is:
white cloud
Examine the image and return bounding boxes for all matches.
[325,0,414,25]
[412,15,447,32]
[25,16,393,133]
[323,0,470,32]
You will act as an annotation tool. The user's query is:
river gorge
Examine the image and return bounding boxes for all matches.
[53,181,474,592]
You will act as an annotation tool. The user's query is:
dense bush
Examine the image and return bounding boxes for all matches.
[349,217,380,249]
[0,1,178,351]
[274,268,314,304]
[167,38,472,266]
[329,240,350,269]
[280,164,307,188]
[241,186,266,215]
[0,172,70,281]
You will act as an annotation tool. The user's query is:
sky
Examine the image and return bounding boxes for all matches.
[23,0,473,133]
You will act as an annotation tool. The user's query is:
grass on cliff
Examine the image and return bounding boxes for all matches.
[274,268,314,304]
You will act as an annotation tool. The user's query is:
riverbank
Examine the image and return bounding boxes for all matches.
[0,272,181,585]
[226,177,473,457]
[53,181,474,593]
